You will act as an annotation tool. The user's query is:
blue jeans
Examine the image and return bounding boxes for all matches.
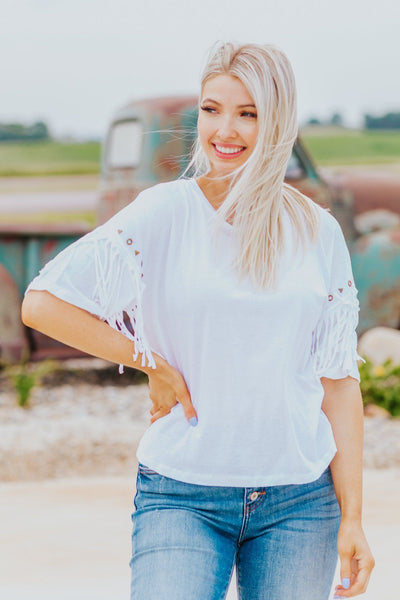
[130,463,341,600]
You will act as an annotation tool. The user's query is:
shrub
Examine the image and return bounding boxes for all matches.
[359,357,400,417]
[8,360,58,408]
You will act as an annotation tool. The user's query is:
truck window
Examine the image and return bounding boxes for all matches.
[106,119,143,169]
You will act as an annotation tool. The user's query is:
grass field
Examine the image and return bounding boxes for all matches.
[301,128,400,166]
[0,130,399,176]
[0,211,96,227]
[0,141,101,177]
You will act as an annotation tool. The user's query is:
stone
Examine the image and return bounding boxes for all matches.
[358,327,400,366]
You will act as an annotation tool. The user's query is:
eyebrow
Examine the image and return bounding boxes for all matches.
[201,98,256,109]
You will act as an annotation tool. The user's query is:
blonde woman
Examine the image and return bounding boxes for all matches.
[22,41,374,599]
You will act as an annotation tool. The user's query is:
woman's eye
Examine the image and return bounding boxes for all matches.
[200,106,256,118]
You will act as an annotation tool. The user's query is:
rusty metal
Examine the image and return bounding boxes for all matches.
[99,95,400,340]
[98,95,336,223]
[0,228,91,363]
[3,94,400,364]
[322,171,400,216]
[0,223,91,236]
[351,229,400,333]
[0,264,28,362]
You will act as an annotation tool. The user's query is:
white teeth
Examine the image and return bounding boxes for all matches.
[215,144,244,154]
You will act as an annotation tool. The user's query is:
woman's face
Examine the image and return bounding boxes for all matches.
[197,74,258,177]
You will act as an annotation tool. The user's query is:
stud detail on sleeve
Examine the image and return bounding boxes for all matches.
[311,278,364,380]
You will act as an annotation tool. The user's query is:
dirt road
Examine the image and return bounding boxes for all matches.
[0,175,98,217]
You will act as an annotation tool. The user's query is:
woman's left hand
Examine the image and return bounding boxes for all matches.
[334,519,375,597]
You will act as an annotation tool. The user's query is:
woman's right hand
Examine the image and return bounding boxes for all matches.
[21,291,197,425]
[147,353,198,426]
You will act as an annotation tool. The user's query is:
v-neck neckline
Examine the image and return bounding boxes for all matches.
[190,178,233,229]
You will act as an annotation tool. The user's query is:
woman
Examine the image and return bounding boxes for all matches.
[21,41,374,599]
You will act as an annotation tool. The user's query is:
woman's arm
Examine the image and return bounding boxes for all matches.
[22,290,154,373]
[321,376,375,598]
[21,290,197,424]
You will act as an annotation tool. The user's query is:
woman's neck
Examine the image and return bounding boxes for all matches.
[195,175,231,210]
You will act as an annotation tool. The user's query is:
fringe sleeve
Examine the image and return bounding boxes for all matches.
[311,219,365,382]
[25,225,156,373]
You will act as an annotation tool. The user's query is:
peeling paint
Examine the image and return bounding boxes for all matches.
[3,95,400,363]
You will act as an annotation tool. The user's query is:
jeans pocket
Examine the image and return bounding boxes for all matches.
[137,462,160,476]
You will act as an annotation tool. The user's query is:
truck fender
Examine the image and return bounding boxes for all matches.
[351,228,400,334]
[0,264,29,363]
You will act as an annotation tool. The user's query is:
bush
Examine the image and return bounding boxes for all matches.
[359,357,400,417]
[8,360,58,408]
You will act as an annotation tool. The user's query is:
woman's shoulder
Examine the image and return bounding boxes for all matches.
[111,178,189,226]
[315,203,341,229]
[129,178,190,216]
[138,178,189,202]
[283,198,345,264]
[283,196,342,248]
[309,204,349,269]
[310,202,344,245]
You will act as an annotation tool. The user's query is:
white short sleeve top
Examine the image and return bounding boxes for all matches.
[25,177,363,486]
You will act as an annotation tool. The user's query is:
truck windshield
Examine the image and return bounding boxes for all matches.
[107,120,143,169]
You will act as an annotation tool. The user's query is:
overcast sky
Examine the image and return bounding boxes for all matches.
[2,0,399,139]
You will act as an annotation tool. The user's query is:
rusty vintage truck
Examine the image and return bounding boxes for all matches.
[1,95,400,363]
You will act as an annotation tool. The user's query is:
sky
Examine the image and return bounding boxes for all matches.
[2,0,399,140]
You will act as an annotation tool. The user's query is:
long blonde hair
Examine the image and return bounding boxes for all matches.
[181,40,321,290]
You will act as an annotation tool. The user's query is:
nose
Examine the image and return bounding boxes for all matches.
[217,114,238,140]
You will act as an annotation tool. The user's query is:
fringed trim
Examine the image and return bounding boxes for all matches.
[91,228,157,373]
[106,304,157,374]
[311,279,365,378]
[25,225,157,373]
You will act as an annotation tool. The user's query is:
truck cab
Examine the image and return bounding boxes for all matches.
[98,96,354,236]
[3,95,399,363]
[98,96,400,337]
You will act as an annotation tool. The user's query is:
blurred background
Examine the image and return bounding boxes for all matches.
[1,1,400,599]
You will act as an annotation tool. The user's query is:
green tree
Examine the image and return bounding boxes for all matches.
[330,112,344,126]
[364,112,400,130]
[306,117,322,126]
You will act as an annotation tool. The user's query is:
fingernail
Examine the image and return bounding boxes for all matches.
[189,416,198,426]
[342,578,350,589]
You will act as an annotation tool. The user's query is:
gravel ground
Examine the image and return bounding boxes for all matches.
[1,362,399,481]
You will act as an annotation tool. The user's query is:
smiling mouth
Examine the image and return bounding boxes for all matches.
[212,143,246,158]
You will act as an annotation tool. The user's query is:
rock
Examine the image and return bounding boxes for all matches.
[354,209,400,235]
[358,327,400,365]
[0,382,152,481]
[363,415,400,469]
[364,403,391,419]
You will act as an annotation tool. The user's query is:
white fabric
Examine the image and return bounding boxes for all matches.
[25,177,363,486]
